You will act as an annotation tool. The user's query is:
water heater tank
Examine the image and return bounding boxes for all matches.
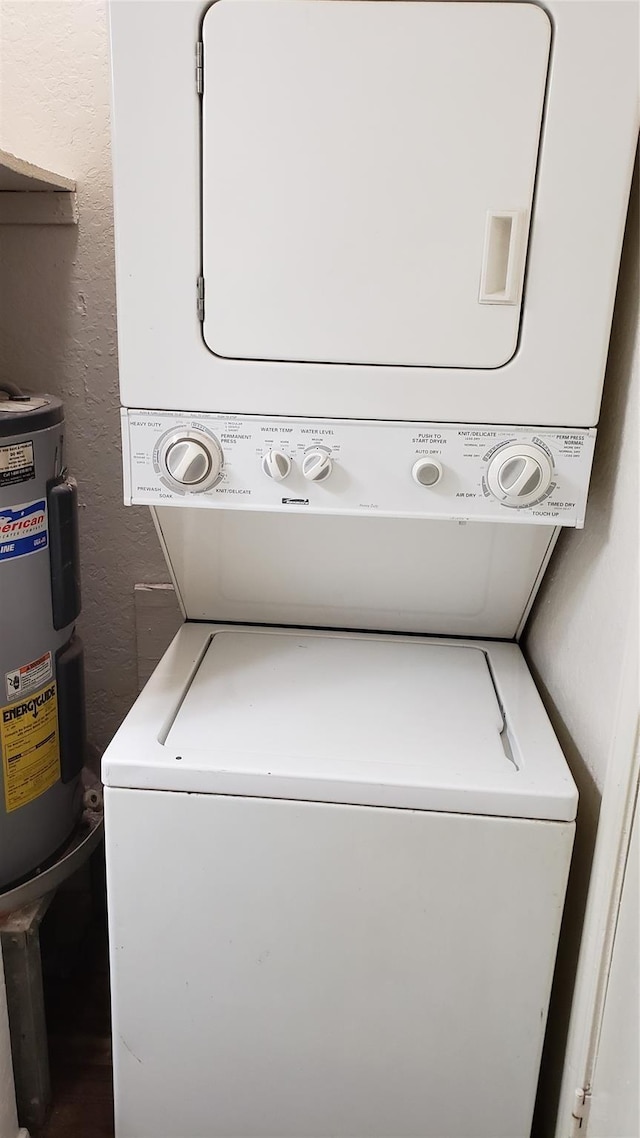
[0,385,85,892]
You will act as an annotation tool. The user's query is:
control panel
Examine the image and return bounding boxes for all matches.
[122,412,596,527]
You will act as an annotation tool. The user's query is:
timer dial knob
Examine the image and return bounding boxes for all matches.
[487,443,553,506]
[302,447,333,483]
[261,450,291,482]
[161,429,223,491]
[412,459,443,487]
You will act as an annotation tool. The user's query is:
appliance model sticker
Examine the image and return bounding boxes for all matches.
[0,681,60,812]
[0,440,35,488]
[0,497,48,561]
[5,651,53,702]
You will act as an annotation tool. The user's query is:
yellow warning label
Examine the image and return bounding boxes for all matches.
[1,682,60,812]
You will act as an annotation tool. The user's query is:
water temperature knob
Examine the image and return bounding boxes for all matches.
[261,450,292,482]
[302,447,333,483]
[487,443,553,506]
[160,429,223,491]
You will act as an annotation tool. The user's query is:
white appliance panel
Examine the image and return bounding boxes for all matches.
[102,624,578,821]
[165,630,509,780]
[203,0,549,368]
[124,411,596,526]
[110,1,639,425]
[105,786,574,1138]
[154,507,558,636]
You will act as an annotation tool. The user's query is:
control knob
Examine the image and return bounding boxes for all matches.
[160,429,223,491]
[261,450,292,482]
[412,459,443,487]
[302,447,333,482]
[487,443,553,506]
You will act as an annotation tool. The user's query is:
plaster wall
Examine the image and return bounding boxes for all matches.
[524,164,639,793]
[0,0,167,756]
[525,161,638,1137]
[588,792,639,1138]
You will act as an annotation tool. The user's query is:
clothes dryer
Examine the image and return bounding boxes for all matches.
[110,0,638,426]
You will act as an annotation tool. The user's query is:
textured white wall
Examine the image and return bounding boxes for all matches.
[588,795,639,1138]
[525,162,638,1138]
[525,165,638,793]
[0,1,167,756]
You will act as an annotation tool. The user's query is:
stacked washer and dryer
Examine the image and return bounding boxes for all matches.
[104,3,638,1136]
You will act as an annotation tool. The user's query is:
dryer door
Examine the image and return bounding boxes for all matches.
[202,0,550,369]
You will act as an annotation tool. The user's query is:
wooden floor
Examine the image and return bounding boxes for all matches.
[35,867,114,1138]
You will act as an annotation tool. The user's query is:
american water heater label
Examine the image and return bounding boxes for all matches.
[0,440,35,488]
[5,651,53,702]
[1,682,60,812]
[0,497,48,561]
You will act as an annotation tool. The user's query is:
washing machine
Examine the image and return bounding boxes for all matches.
[104,419,583,1137]
[104,2,639,1135]
[104,623,576,1138]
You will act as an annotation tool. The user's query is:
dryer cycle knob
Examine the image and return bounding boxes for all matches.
[302,447,333,482]
[262,450,292,482]
[487,443,553,506]
[161,430,223,491]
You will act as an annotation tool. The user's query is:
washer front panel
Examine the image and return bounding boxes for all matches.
[124,411,596,527]
[106,786,574,1137]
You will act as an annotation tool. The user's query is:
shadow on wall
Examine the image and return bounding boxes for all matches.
[530,687,601,1138]
[528,149,639,1137]
[0,223,78,393]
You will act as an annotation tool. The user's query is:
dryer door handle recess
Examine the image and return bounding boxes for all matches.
[479,211,527,305]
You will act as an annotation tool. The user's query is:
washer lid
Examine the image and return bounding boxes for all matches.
[150,628,532,816]
[103,625,577,819]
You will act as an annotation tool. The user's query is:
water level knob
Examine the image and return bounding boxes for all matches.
[302,447,333,482]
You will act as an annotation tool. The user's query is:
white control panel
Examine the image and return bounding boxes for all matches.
[122,412,597,527]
